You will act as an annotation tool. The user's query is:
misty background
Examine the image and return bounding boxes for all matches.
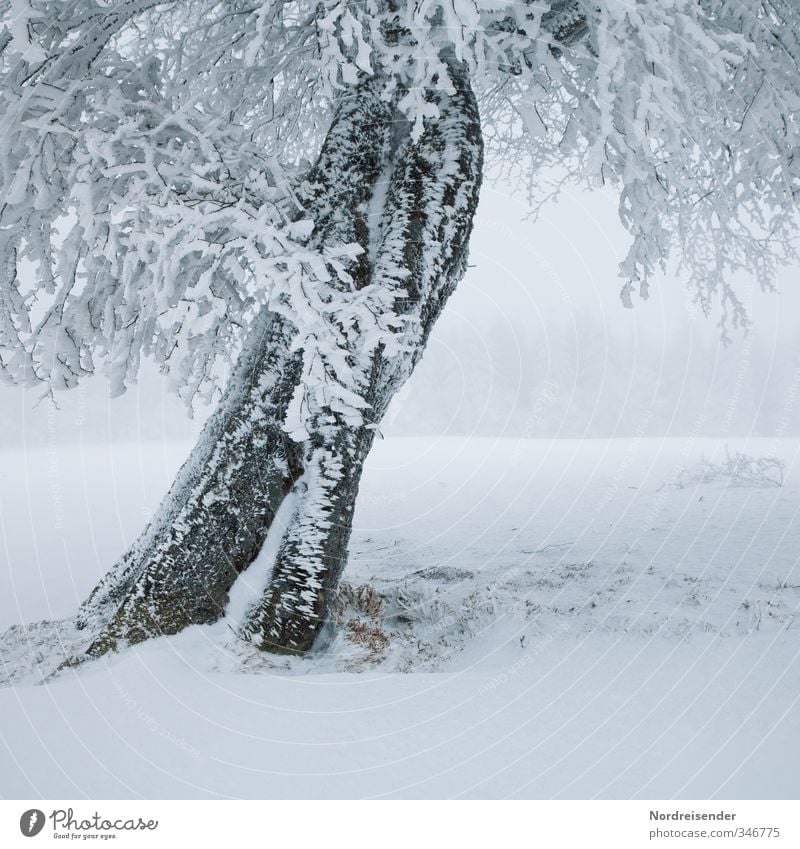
[3,180,799,447]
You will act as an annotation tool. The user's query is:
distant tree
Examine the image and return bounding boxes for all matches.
[0,0,798,662]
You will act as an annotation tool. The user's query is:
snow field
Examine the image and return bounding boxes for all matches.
[1,437,798,798]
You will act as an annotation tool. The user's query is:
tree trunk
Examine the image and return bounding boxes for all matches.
[73,58,483,659]
[244,62,484,653]
[75,308,303,655]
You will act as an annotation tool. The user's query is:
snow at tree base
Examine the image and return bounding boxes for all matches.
[1,437,798,797]
[0,0,799,799]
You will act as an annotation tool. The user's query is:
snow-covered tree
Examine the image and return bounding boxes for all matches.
[1,0,798,659]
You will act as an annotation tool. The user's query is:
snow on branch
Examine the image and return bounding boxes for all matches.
[0,0,798,416]
[481,0,800,318]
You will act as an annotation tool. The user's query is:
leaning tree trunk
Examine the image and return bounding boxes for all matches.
[243,63,484,653]
[74,57,483,659]
[75,307,304,655]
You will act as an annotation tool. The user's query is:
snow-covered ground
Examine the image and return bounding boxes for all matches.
[1,437,799,798]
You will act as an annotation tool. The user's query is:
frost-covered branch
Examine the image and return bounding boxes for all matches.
[1,0,798,423]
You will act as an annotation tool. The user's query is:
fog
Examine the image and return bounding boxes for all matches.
[3,181,799,446]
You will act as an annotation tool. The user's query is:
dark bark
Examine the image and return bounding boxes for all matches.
[243,59,483,653]
[74,80,398,654]
[73,59,483,659]
[77,308,303,655]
